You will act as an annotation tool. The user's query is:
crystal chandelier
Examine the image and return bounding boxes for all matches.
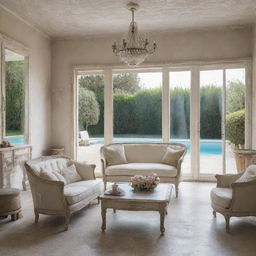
[112,2,157,67]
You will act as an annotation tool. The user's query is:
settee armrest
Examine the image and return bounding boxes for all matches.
[215,172,244,188]
[176,151,186,176]
[27,170,66,212]
[72,161,96,180]
[230,179,256,212]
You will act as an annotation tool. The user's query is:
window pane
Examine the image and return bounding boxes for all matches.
[77,74,104,176]
[200,70,223,174]
[169,71,191,174]
[113,72,162,143]
[225,68,245,174]
[4,49,26,145]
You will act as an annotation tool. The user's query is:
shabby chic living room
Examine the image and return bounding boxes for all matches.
[0,1,256,256]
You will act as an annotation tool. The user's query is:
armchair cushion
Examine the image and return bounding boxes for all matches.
[64,180,102,205]
[104,144,128,166]
[211,187,232,209]
[59,164,82,184]
[162,147,185,166]
[236,164,256,183]
[105,163,177,177]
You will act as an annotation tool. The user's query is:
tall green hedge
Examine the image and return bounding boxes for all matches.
[82,80,244,140]
[88,86,223,139]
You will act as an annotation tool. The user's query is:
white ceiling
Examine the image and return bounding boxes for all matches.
[1,0,256,39]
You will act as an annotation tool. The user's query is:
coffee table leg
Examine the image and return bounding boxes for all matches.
[159,205,166,235]
[101,205,106,232]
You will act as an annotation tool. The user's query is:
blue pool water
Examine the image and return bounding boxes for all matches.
[92,137,223,156]
[7,135,222,156]
[4,135,24,145]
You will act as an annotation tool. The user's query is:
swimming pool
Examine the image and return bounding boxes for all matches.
[92,137,223,156]
[4,135,25,145]
[7,135,223,156]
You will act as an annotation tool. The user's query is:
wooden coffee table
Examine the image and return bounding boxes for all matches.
[99,183,173,235]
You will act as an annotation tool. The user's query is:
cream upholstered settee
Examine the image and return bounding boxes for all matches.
[100,143,186,197]
[211,165,256,232]
[25,156,102,230]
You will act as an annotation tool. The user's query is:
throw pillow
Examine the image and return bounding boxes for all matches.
[162,147,184,166]
[104,144,128,166]
[71,161,96,180]
[236,164,256,183]
[40,170,67,185]
[59,164,82,184]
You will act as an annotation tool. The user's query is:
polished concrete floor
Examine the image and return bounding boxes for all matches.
[0,182,256,256]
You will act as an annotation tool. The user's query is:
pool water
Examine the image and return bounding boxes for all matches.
[4,135,25,145]
[7,135,223,156]
[93,137,223,156]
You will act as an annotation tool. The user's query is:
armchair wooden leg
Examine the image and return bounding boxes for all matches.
[175,184,179,198]
[34,210,39,224]
[64,214,70,231]
[104,182,107,191]
[224,215,230,233]
[213,210,216,217]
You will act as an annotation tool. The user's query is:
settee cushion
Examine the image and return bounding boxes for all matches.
[64,180,102,205]
[104,144,128,166]
[59,164,82,184]
[40,170,67,184]
[210,188,232,209]
[162,147,185,166]
[105,163,177,177]
[124,144,167,163]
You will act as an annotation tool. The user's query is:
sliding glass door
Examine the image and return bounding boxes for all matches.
[199,70,223,175]
[77,72,104,175]
[198,67,246,178]
[75,63,250,180]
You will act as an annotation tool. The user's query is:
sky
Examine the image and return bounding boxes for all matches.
[138,68,245,89]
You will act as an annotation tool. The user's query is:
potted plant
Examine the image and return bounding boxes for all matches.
[226,109,256,172]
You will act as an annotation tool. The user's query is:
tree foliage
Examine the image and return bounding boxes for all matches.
[226,81,245,113]
[5,60,25,131]
[226,109,245,147]
[79,73,140,95]
[79,88,100,131]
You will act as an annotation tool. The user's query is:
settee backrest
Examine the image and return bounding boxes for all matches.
[102,143,186,164]
[26,155,71,176]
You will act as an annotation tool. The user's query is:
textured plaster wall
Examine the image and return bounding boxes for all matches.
[51,27,252,157]
[252,26,256,148]
[0,7,52,157]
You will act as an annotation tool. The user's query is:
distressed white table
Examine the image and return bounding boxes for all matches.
[99,183,173,235]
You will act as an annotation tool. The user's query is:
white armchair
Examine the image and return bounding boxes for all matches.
[211,169,256,232]
[25,155,103,230]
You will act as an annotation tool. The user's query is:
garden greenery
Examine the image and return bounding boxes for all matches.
[5,60,25,135]
[78,74,245,140]
[226,109,245,147]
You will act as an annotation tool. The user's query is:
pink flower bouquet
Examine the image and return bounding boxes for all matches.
[131,173,160,192]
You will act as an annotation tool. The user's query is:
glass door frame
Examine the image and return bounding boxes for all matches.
[72,60,252,181]
[196,62,252,181]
